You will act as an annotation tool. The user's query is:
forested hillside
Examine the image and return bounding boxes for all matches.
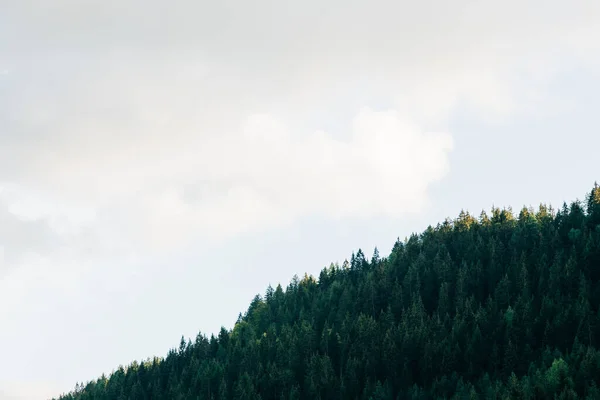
[56,184,600,399]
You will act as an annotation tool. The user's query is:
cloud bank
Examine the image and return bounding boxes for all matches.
[4,0,598,252]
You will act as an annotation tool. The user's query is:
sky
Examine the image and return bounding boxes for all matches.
[1,0,600,398]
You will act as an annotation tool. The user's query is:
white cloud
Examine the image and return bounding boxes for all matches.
[128,108,453,246]
[0,107,451,251]
[0,0,597,308]
[0,0,597,291]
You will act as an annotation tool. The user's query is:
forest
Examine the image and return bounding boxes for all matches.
[55,184,600,399]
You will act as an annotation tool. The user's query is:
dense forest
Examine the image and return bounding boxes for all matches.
[56,184,600,399]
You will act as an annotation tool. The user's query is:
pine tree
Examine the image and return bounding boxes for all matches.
[55,184,600,400]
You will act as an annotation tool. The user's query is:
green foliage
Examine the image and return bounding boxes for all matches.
[55,184,600,399]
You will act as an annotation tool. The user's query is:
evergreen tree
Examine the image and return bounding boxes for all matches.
[55,184,600,400]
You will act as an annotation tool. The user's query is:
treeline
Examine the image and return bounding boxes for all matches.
[55,184,600,399]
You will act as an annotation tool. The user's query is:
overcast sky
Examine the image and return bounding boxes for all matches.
[1,1,600,398]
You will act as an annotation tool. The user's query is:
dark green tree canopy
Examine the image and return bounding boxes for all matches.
[55,184,600,400]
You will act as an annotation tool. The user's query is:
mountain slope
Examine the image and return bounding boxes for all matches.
[56,184,600,399]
